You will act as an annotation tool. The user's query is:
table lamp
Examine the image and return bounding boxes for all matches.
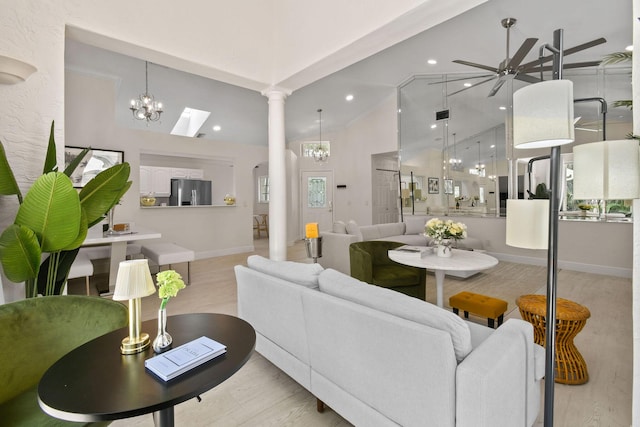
[113,259,156,354]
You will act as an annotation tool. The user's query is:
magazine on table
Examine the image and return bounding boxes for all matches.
[145,336,227,381]
[388,245,430,258]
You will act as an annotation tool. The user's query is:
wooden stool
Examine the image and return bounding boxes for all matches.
[449,291,508,328]
[516,294,591,385]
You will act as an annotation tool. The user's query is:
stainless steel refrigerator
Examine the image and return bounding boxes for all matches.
[169,179,212,206]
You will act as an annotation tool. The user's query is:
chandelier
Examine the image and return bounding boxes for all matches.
[475,141,486,176]
[312,109,329,162]
[130,61,163,123]
[448,133,463,170]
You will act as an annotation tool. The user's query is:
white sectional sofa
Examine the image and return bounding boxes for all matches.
[320,216,484,277]
[235,255,544,427]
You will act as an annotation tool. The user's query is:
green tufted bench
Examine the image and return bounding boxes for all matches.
[0,295,128,426]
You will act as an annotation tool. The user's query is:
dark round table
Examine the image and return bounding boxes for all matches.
[38,313,256,426]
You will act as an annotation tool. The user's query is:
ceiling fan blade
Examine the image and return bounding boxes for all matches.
[453,60,499,73]
[427,74,494,85]
[507,38,538,69]
[488,78,506,97]
[519,37,607,69]
[514,74,541,84]
[523,60,602,73]
[447,76,497,96]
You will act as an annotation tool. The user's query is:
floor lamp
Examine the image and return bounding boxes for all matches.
[510,29,575,427]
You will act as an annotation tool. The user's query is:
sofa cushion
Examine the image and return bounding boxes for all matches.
[404,216,427,235]
[359,225,380,240]
[346,220,363,240]
[332,221,347,234]
[247,255,324,288]
[318,269,472,361]
[375,222,405,238]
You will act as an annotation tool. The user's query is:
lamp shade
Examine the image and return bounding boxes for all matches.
[513,80,575,149]
[573,139,640,200]
[113,259,156,300]
[506,199,549,249]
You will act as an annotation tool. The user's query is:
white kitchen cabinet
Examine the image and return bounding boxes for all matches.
[140,166,206,197]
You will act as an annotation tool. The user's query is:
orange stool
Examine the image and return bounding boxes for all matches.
[449,291,508,329]
[516,294,591,385]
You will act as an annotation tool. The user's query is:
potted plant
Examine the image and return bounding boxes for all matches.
[0,122,132,297]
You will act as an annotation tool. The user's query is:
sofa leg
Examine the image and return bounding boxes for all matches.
[488,318,495,328]
[316,398,325,413]
[463,311,469,319]
[497,314,504,326]
[452,308,459,315]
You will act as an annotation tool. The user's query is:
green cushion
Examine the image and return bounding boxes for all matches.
[0,386,110,426]
[349,240,426,299]
[0,295,128,426]
[372,265,422,287]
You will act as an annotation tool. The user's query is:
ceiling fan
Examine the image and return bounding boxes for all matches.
[436,18,606,97]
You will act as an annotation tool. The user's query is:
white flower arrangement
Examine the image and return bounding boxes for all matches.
[425,218,467,242]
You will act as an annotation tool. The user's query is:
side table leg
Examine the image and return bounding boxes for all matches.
[153,406,174,427]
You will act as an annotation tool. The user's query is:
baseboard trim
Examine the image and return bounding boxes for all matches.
[489,252,632,278]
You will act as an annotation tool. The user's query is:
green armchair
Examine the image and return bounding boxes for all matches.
[349,241,426,300]
[0,295,128,426]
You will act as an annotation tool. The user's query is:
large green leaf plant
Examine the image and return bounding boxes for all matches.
[0,122,131,297]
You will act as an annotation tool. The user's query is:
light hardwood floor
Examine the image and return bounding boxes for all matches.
[69,238,632,426]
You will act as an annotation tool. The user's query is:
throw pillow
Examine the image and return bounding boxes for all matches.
[318,268,472,361]
[247,255,324,288]
[332,221,347,234]
[345,220,363,240]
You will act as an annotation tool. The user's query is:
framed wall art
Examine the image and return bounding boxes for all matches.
[428,177,439,194]
[444,179,454,195]
[64,146,124,188]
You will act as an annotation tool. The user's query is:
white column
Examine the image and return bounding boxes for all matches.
[262,87,291,261]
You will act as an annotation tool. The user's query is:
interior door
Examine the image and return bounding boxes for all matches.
[301,171,334,234]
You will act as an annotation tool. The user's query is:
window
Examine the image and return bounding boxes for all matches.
[307,177,327,208]
[258,175,269,203]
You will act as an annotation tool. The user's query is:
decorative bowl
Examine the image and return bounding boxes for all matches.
[141,196,156,206]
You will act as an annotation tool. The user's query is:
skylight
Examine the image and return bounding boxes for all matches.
[171,108,211,137]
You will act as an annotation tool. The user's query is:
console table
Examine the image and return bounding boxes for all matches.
[38,313,255,427]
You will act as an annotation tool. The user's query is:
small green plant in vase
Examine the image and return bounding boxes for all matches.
[153,270,186,353]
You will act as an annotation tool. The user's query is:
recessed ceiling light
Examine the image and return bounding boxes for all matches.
[490,144,495,148]
[345,94,354,101]
[499,106,507,110]
[626,45,634,51]
[213,125,221,132]
[427,59,437,65]
[430,124,437,129]
[463,82,472,87]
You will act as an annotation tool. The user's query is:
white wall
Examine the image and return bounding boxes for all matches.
[65,70,268,258]
[408,214,633,277]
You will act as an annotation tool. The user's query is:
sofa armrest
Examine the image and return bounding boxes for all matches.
[319,232,359,274]
[455,319,539,427]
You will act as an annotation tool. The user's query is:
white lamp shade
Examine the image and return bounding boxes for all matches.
[506,199,549,249]
[513,80,575,149]
[573,139,640,200]
[113,259,156,300]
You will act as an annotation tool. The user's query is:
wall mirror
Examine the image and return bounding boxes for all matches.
[398,65,633,219]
